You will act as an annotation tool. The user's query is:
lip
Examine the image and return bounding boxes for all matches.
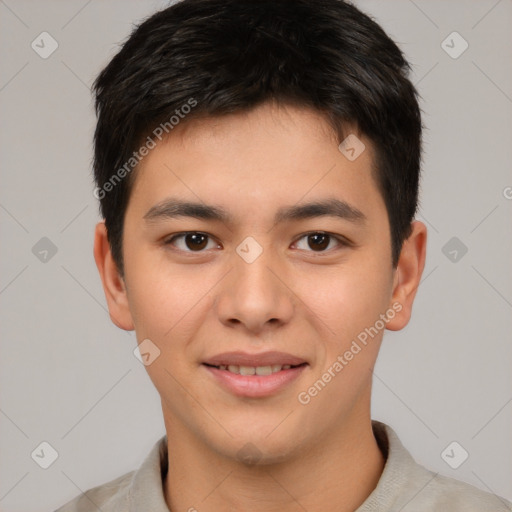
[203,363,307,398]
[203,351,307,367]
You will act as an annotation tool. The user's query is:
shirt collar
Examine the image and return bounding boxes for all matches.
[356,420,420,511]
[126,421,417,511]
[128,433,170,511]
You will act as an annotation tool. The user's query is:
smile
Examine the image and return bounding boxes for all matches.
[205,363,301,375]
[202,353,308,398]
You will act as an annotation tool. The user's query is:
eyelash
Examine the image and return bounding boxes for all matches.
[163,231,350,254]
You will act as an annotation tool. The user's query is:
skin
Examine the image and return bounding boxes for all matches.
[94,101,427,512]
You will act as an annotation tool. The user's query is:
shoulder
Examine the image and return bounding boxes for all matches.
[54,470,133,512]
[54,434,169,512]
[360,421,512,512]
[413,469,512,511]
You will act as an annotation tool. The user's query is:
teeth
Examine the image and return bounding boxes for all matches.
[218,364,295,375]
[239,365,256,376]
[255,366,272,376]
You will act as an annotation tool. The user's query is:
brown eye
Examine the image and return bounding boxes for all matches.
[294,232,345,252]
[185,233,208,250]
[307,233,330,251]
[165,232,218,252]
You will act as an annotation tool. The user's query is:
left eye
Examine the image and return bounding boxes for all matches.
[293,232,345,252]
[165,232,220,252]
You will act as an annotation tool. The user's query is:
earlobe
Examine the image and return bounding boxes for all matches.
[93,221,135,331]
[386,221,427,331]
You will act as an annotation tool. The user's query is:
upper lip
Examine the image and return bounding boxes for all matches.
[203,351,307,367]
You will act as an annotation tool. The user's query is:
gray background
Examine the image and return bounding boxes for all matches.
[0,1,511,510]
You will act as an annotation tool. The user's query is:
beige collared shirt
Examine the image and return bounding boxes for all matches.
[55,421,511,511]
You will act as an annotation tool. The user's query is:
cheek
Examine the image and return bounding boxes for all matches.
[300,252,392,354]
[125,261,212,404]
[125,252,225,388]
[129,271,211,343]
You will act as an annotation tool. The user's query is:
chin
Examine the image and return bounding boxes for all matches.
[218,437,302,467]
[212,419,307,466]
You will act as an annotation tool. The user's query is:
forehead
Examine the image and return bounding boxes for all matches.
[127,103,384,221]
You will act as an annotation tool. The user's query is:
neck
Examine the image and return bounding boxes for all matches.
[163,411,385,512]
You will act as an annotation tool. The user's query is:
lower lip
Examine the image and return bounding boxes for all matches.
[203,364,307,398]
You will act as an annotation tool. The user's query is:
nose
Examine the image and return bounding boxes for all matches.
[214,241,294,334]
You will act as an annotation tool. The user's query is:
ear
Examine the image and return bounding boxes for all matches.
[93,220,135,331]
[386,220,427,331]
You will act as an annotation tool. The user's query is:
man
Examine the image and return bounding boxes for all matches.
[56,0,511,510]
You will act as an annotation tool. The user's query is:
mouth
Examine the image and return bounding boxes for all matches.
[202,351,308,398]
[203,362,306,375]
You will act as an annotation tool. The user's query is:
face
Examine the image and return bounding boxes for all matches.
[95,102,425,463]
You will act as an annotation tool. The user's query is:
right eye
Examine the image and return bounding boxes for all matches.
[164,231,221,252]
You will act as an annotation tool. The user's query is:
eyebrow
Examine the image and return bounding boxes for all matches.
[143,197,367,225]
